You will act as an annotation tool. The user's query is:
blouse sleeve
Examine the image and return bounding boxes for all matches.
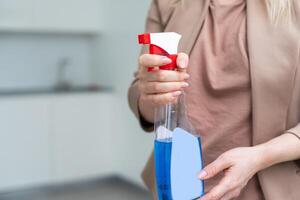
[286,125,300,167]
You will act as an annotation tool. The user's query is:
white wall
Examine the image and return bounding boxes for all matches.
[92,0,150,93]
[0,33,95,90]
[0,0,154,188]
[92,0,154,186]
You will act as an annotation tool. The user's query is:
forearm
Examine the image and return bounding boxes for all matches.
[128,79,155,132]
[256,133,300,170]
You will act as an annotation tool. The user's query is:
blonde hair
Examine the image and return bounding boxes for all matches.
[173,0,293,25]
[266,0,293,25]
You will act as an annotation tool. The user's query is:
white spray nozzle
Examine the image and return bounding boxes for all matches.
[150,32,182,54]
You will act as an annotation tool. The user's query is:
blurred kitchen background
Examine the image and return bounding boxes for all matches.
[0,0,154,199]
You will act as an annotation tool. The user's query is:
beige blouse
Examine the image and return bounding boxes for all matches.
[128,0,300,199]
[185,0,263,199]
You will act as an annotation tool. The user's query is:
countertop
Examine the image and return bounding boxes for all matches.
[0,86,114,97]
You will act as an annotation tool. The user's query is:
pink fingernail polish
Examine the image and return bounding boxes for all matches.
[198,170,207,179]
[184,74,190,79]
[181,82,189,88]
[172,91,182,97]
[162,57,172,64]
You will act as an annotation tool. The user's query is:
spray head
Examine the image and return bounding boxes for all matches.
[138,32,182,71]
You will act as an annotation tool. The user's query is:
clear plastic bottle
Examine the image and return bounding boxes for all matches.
[138,32,204,200]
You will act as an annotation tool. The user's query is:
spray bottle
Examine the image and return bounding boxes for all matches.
[138,32,204,200]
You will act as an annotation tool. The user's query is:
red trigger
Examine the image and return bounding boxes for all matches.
[148,44,177,72]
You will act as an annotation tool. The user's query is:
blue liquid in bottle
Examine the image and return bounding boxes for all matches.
[154,128,204,200]
[154,139,172,200]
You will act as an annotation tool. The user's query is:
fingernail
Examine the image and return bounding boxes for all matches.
[162,57,172,64]
[198,170,207,179]
[184,74,190,79]
[179,59,187,68]
[172,91,182,97]
[181,82,189,88]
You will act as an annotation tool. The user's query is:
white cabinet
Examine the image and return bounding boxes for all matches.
[0,92,115,191]
[0,96,51,191]
[0,0,101,33]
[50,93,115,182]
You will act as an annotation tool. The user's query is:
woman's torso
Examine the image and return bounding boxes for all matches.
[185,0,264,199]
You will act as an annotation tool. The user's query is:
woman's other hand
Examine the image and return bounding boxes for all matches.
[137,53,190,122]
[198,147,264,200]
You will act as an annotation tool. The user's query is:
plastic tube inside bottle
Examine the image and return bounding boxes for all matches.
[154,102,177,200]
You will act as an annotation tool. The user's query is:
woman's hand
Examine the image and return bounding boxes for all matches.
[198,146,264,200]
[138,53,190,105]
[137,53,190,122]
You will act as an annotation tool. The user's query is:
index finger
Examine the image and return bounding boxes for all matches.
[198,154,231,180]
[139,54,172,67]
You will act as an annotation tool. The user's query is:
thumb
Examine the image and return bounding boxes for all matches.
[198,155,231,180]
[177,52,189,71]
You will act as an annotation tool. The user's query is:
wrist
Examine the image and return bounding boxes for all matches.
[252,144,273,172]
[253,133,300,172]
[138,96,154,123]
